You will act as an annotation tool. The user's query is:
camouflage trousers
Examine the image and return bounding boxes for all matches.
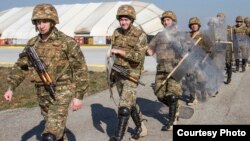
[184,73,197,96]
[225,44,233,64]
[234,45,249,59]
[36,84,74,140]
[115,76,138,108]
[154,70,182,103]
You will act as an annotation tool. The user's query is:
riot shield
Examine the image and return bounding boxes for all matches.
[196,55,224,100]
[210,42,227,70]
[181,51,224,102]
[172,45,207,82]
[105,45,117,105]
[152,28,197,118]
[106,45,114,86]
[206,17,228,42]
[233,34,250,59]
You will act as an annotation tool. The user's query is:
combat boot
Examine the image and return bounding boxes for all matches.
[187,94,198,106]
[109,107,130,141]
[161,95,178,131]
[224,63,232,84]
[242,59,247,72]
[130,106,147,140]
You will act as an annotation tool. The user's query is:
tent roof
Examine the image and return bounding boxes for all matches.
[0,1,164,39]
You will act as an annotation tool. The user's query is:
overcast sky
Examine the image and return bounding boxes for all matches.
[0,0,249,30]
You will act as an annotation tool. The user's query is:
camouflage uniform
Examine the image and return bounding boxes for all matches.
[185,17,209,105]
[148,11,182,131]
[112,25,147,108]
[232,16,248,72]
[149,31,182,100]
[245,17,250,36]
[244,17,250,64]
[7,4,89,141]
[109,5,147,141]
[216,13,233,84]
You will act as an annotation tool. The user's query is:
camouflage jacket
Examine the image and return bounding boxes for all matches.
[232,25,247,36]
[7,28,89,100]
[245,26,250,37]
[111,25,147,77]
[148,29,185,72]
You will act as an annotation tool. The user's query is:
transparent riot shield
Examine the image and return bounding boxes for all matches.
[181,51,224,103]
[106,45,114,85]
[196,55,224,101]
[210,42,227,70]
[233,34,250,59]
[206,17,228,42]
[153,28,191,70]
[105,45,118,105]
[172,45,207,82]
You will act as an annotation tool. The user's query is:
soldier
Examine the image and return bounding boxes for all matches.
[244,17,250,65]
[216,13,233,84]
[232,16,248,72]
[245,17,250,36]
[109,5,148,141]
[186,17,210,105]
[3,3,89,141]
[147,11,182,131]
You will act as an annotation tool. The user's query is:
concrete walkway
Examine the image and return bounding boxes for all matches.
[0,68,250,141]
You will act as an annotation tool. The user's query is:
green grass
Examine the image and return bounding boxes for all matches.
[0,67,108,111]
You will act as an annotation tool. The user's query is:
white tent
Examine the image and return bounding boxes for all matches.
[0,1,164,41]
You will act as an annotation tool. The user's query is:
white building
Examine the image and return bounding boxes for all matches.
[0,1,164,45]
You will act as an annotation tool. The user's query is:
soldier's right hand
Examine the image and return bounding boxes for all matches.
[4,89,13,102]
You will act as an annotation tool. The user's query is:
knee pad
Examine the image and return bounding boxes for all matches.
[42,133,56,141]
[166,95,178,104]
[118,106,130,117]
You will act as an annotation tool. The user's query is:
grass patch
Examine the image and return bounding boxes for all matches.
[0,67,108,111]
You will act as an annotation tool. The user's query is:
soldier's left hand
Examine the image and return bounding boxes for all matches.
[111,48,120,55]
[70,98,83,111]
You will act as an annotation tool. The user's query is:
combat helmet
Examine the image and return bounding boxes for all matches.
[161,11,177,22]
[236,16,243,22]
[244,17,250,24]
[31,3,59,24]
[116,4,136,20]
[216,12,225,19]
[189,17,201,28]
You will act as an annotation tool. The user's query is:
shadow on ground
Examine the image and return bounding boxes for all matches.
[21,120,76,141]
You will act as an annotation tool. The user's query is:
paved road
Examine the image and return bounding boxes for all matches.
[0,67,250,141]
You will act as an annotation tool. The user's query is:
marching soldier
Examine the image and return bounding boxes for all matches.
[3,3,89,141]
[245,17,250,36]
[147,11,182,131]
[232,16,248,72]
[109,4,148,141]
[216,13,233,84]
[186,17,210,105]
[244,17,250,65]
